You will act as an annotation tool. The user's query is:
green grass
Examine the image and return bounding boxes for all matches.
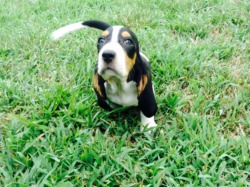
[0,0,249,186]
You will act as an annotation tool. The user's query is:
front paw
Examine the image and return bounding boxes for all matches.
[140,112,157,132]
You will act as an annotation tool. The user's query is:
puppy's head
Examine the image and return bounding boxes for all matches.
[97,26,139,80]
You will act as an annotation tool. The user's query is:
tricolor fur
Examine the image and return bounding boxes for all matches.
[51,20,157,129]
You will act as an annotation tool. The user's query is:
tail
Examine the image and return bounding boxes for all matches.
[51,20,111,40]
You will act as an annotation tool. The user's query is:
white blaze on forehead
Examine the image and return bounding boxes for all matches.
[98,25,129,79]
[110,26,123,42]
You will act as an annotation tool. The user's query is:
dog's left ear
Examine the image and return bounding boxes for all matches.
[135,53,158,117]
[138,75,157,118]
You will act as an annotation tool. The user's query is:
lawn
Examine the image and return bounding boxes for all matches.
[0,0,249,186]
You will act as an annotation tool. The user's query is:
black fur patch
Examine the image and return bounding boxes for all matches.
[82,20,111,31]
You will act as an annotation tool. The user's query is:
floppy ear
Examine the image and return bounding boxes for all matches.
[93,71,111,111]
[136,52,157,117]
[138,75,157,117]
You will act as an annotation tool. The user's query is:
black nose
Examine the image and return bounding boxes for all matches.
[102,50,116,63]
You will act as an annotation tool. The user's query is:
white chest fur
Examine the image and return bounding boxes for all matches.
[104,79,138,107]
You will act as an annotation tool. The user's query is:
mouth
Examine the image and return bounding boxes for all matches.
[100,67,117,76]
[102,67,114,72]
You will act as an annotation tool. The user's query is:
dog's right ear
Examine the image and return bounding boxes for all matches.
[93,73,111,111]
[51,20,111,40]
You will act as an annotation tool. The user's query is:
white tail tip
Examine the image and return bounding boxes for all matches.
[51,22,88,40]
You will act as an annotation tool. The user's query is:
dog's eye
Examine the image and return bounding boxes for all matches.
[98,37,105,44]
[124,39,133,45]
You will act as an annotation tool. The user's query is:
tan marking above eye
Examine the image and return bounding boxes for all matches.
[121,31,131,38]
[102,31,109,37]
